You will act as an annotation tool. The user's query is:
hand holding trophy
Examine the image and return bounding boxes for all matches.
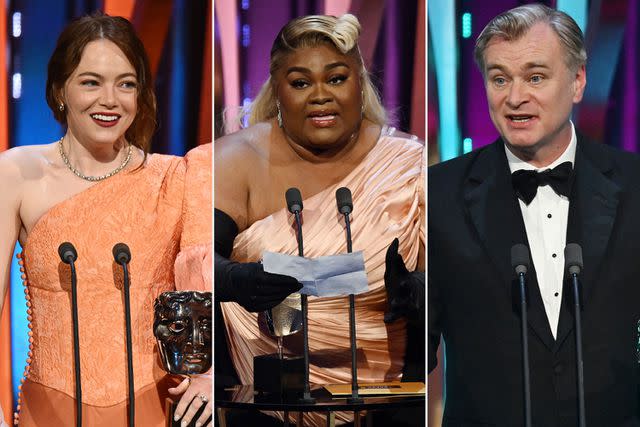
[154,291,212,427]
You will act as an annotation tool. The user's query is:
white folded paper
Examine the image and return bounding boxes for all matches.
[262,251,368,297]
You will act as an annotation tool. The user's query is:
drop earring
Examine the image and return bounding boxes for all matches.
[59,103,65,112]
[276,100,283,128]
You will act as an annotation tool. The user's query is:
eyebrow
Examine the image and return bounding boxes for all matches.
[486,62,550,73]
[285,61,351,76]
[77,71,138,79]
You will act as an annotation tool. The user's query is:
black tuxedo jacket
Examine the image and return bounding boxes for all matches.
[429,136,640,426]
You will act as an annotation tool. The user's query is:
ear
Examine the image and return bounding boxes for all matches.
[572,64,586,104]
[55,85,66,107]
[269,77,279,99]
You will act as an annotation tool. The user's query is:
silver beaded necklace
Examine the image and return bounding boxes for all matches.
[58,137,132,182]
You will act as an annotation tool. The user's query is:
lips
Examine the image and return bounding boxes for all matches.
[505,114,537,129]
[307,110,338,128]
[184,353,207,363]
[90,112,121,128]
[507,114,534,122]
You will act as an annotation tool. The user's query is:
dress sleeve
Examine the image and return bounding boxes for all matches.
[174,144,212,291]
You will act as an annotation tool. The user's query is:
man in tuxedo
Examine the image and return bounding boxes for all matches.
[429,4,640,426]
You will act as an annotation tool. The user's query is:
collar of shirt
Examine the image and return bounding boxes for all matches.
[505,121,577,174]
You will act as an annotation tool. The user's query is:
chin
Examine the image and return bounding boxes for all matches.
[88,132,126,145]
[308,133,353,149]
[502,129,541,149]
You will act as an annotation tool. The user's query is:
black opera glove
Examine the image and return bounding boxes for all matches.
[215,252,303,312]
[383,238,424,325]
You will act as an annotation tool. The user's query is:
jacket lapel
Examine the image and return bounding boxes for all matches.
[464,141,556,350]
[555,140,621,349]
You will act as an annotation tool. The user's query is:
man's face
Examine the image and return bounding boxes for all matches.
[154,292,212,375]
[483,22,586,166]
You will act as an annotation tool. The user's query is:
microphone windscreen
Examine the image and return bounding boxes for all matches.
[335,187,353,214]
[112,243,132,264]
[510,243,530,274]
[58,242,78,264]
[285,187,303,213]
[564,243,583,274]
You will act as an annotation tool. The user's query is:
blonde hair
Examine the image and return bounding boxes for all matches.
[244,14,386,127]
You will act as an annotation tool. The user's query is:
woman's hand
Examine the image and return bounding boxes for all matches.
[0,405,9,427]
[383,238,425,325]
[215,252,302,312]
[384,238,412,323]
[168,374,212,427]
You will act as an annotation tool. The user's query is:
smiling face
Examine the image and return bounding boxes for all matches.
[274,43,363,151]
[60,39,138,147]
[483,22,586,166]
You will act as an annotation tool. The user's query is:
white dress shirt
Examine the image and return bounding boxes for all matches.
[506,123,577,338]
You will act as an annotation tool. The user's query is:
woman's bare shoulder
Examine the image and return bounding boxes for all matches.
[214,124,273,230]
[0,143,57,181]
[214,123,272,164]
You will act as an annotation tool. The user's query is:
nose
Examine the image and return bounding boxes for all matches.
[192,322,204,347]
[506,80,528,109]
[99,84,117,108]
[310,83,333,105]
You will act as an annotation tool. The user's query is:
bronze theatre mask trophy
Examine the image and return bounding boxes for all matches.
[154,291,212,426]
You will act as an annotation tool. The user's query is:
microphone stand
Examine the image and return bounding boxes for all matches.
[511,243,532,427]
[69,259,83,427]
[517,270,532,427]
[342,211,363,403]
[114,245,135,427]
[294,211,315,404]
[58,243,82,427]
[570,271,586,427]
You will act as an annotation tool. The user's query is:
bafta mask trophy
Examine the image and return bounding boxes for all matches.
[154,291,212,427]
[253,293,305,396]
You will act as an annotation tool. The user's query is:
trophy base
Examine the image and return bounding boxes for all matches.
[254,353,305,396]
[165,397,210,427]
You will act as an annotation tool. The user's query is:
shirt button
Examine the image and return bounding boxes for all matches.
[554,364,563,374]
[554,292,559,297]
[552,253,557,258]
[547,213,552,218]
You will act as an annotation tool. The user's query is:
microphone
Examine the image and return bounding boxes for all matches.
[57,242,82,427]
[113,243,131,264]
[113,243,135,427]
[285,188,304,257]
[335,187,353,215]
[565,243,584,276]
[564,243,586,427]
[283,188,314,404]
[336,187,354,253]
[285,187,303,213]
[58,242,78,263]
[511,243,529,275]
[510,244,532,427]
[335,187,362,403]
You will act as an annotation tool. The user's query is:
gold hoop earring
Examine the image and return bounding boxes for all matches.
[276,101,283,128]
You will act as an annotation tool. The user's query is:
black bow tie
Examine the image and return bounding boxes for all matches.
[511,161,574,205]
